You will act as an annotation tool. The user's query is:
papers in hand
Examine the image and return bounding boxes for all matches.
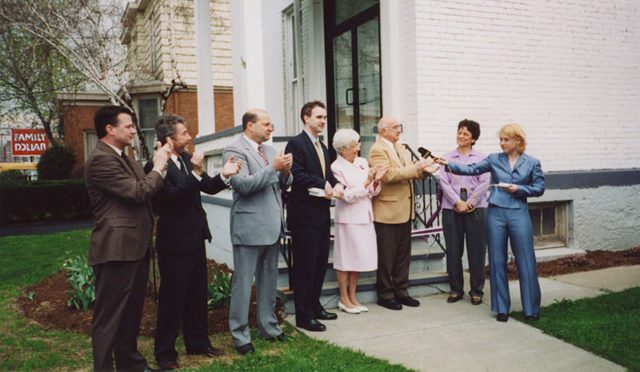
[308,187,326,197]
[496,182,511,188]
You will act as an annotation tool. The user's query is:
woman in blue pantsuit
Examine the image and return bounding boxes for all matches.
[437,124,545,322]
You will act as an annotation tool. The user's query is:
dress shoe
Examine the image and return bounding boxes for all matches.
[447,293,464,303]
[525,314,540,321]
[234,343,255,356]
[338,301,361,314]
[377,298,402,310]
[296,319,326,332]
[355,304,369,312]
[496,313,509,322]
[157,361,179,371]
[397,296,420,307]
[315,309,338,320]
[470,295,483,305]
[266,333,286,342]
[204,346,225,357]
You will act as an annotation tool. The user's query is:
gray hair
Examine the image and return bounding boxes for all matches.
[332,128,360,153]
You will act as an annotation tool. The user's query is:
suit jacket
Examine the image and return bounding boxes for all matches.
[284,131,337,228]
[331,155,381,224]
[84,141,164,266]
[447,152,545,209]
[368,136,424,224]
[223,136,293,246]
[148,152,227,255]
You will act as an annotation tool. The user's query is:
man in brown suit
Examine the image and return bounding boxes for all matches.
[368,117,439,311]
[85,105,171,371]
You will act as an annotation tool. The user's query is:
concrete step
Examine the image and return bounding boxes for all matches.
[277,271,448,314]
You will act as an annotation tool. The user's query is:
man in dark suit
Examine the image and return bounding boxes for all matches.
[149,114,242,370]
[285,101,340,332]
[85,105,171,371]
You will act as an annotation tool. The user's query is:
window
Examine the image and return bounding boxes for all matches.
[137,97,159,159]
[283,5,304,135]
[529,202,568,249]
[84,130,98,160]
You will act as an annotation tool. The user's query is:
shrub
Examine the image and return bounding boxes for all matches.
[37,145,76,180]
[62,255,95,311]
[0,169,26,184]
[207,270,232,309]
[0,179,91,223]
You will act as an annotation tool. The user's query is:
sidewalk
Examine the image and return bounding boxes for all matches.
[294,265,640,372]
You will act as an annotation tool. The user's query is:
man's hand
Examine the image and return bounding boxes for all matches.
[152,142,172,173]
[190,152,205,176]
[324,181,334,200]
[221,155,242,178]
[374,166,388,182]
[272,152,293,175]
[419,157,440,174]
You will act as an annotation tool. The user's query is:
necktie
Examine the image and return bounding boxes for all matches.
[178,156,189,176]
[395,145,406,166]
[121,152,133,170]
[315,140,326,176]
[257,144,269,166]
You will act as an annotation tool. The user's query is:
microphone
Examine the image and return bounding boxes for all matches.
[418,147,433,159]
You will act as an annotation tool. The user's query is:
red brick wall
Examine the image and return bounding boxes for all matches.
[60,104,104,174]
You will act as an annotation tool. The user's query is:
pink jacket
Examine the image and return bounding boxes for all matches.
[331,156,381,224]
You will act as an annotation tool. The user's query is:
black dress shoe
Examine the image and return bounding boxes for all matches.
[525,314,540,321]
[266,333,286,342]
[447,293,464,303]
[397,296,420,307]
[157,361,179,371]
[315,309,338,320]
[204,346,225,357]
[296,319,326,332]
[235,343,255,356]
[496,313,509,322]
[377,298,402,310]
[470,295,483,305]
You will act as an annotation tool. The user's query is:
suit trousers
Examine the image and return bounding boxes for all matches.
[487,205,541,316]
[154,242,211,363]
[374,221,412,301]
[229,243,282,346]
[442,208,487,297]
[92,257,149,372]
[291,223,331,324]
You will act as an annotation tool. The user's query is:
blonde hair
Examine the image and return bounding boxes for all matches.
[498,123,526,154]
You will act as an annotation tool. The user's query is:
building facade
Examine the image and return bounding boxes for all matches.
[198,0,640,268]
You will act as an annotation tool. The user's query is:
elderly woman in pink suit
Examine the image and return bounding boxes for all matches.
[331,129,387,314]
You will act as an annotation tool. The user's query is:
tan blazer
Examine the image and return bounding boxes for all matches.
[84,141,164,266]
[368,137,424,224]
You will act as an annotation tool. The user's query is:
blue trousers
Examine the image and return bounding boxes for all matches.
[487,205,541,316]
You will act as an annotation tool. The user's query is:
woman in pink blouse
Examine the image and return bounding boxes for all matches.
[331,129,387,314]
[438,119,490,305]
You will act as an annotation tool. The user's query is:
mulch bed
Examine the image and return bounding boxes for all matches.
[502,247,640,280]
[18,260,285,337]
[17,248,640,335]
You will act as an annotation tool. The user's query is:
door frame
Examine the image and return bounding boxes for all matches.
[323,1,381,159]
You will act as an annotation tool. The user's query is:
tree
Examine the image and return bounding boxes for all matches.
[0,24,83,145]
[0,0,151,157]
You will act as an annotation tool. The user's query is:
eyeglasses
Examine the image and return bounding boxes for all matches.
[391,124,403,133]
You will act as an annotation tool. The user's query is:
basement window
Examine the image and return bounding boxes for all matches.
[529,202,568,249]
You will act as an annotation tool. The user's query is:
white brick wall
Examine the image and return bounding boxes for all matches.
[412,0,640,172]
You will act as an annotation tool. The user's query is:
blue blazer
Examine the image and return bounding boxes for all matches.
[447,152,545,209]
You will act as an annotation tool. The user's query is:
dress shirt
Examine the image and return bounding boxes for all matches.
[438,148,490,209]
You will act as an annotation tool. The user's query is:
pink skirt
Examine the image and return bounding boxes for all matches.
[333,222,378,272]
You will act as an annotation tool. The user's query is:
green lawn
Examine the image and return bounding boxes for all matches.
[0,229,411,371]
[512,287,640,371]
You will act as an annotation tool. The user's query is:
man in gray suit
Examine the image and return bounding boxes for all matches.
[223,109,293,355]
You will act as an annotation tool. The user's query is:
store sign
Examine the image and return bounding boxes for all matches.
[11,129,49,156]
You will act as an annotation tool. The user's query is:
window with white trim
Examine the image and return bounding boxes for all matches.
[137,97,160,159]
[283,5,304,135]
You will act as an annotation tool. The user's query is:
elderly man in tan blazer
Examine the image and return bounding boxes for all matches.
[85,105,171,371]
[368,117,438,310]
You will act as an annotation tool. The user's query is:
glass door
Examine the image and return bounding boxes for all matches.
[326,1,381,158]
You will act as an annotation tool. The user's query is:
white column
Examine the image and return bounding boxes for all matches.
[195,0,215,136]
[242,0,266,109]
[380,0,402,118]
